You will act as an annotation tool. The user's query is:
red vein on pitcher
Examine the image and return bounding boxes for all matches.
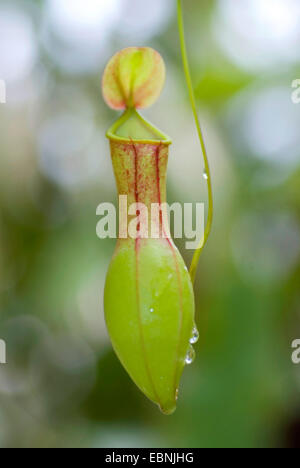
[133,141,161,406]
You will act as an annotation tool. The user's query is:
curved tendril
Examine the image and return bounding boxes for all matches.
[177,0,213,285]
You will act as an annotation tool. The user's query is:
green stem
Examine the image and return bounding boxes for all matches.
[177,0,213,285]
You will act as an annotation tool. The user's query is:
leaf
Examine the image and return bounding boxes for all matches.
[102,47,166,110]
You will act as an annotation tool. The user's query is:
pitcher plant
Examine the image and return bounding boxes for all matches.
[102,0,213,415]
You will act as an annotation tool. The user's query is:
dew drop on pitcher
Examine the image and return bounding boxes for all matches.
[203,170,208,180]
[189,327,199,344]
[185,346,195,365]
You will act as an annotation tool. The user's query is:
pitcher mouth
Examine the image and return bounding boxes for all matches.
[106,108,172,146]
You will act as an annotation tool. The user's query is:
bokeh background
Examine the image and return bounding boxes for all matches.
[0,0,300,448]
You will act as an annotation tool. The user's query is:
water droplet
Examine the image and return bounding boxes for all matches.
[185,346,195,365]
[150,308,154,313]
[203,170,208,180]
[175,388,179,401]
[189,327,199,344]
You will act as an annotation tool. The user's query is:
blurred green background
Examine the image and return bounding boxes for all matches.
[0,0,300,448]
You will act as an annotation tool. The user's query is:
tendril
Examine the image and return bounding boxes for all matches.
[177,0,214,284]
